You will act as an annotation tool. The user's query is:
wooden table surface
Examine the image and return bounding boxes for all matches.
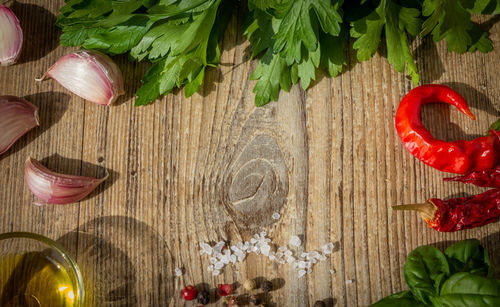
[1,1,499,306]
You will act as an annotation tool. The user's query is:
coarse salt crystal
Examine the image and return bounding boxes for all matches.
[346,279,355,284]
[322,243,334,254]
[213,270,220,276]
[214,241,225,254]
[284,250,292,257]
[330,269,336,274]
[290,235,302,247]
[215,262,224,270]
[272,212,281,220]
[298,269,307,278]
[261,244,271,256]
[174,267,182,276]
[208,265,214,272]
[278,246,288,252]
[200,242,213,255]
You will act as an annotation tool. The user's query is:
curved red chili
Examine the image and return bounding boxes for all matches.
[395,84,500,174]
[393,189,500,232]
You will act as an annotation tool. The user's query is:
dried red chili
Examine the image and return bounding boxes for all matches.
[393,189,500,232]
[444,165,500,188]
[395,84,500,174]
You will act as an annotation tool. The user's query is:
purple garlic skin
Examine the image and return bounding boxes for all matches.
[0,96,39,155]
[0,5,23,66]
[25,157,108,205]
[39,50,125,105]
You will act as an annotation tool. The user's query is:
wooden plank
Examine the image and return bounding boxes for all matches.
[0,2,499,306]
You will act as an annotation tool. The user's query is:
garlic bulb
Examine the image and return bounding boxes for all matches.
[38,50,125,105]
[0,96,39,155]
[25,157,108,205]
[0,5,23,66]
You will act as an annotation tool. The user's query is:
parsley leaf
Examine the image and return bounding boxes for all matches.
[245,0,346,105]
[421,0,493,53]
[56,0,498,107]
[351,0,421,85]
[134,0,235,105]
[57,0,235,105]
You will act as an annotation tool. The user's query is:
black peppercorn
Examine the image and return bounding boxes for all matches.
[248,294,262,305]
[260,280,273,292]
[313,301,326,307]
[197,290,210,305]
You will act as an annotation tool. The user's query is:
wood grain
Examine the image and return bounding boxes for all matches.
[1,1,499,306]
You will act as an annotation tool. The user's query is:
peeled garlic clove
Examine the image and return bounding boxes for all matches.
[25,157,108,205]
[38,50,124,105]
[0,96,39,155]
[0,5,23,66]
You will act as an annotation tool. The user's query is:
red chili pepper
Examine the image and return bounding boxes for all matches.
[395,84,500,174]
[444,165,500,188]
[393,189,500,232]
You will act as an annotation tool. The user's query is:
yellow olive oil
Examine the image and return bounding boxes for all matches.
[0,252,77,307]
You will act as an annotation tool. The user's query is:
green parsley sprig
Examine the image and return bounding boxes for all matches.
[56,0,499,106]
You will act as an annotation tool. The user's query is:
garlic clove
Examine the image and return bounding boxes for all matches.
[38,50,125,106]
[0,96,39,155]
[0,5,23,66]
[25,157,108,205]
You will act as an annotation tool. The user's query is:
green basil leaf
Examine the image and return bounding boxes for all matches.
[430,272,500,307]
[445,239,493,278]
[370,290,426,306]
[404,245,450,304]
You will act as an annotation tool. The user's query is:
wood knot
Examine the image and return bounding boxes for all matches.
[224,134,288,228]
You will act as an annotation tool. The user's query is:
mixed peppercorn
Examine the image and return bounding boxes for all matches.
[180,279,275,306]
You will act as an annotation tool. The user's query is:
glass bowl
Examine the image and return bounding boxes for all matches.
[0,232,84,307]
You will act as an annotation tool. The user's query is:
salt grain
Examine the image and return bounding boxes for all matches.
[330,269,336,275]
[322,243,334,254]
[261,244,271,256]
[213,241,225,254]
[346,279,355,284]
[199,233,338,279]
[272,212,281,220]
[200,242,213,255]
[174,267,182,277]
[290,235,302,247]
[298,270,307,278]
[215,262,224,270]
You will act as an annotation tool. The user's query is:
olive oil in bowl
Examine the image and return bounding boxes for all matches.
[0,232,83,307]
[0,251,76,306]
